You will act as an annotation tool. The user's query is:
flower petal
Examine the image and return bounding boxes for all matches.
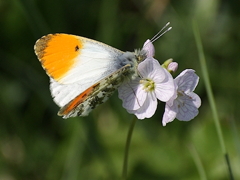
[162,102,178,126]
[130,92,157,119]
[118,78,147,111]
[189,92,201,108]
[149,59,166,81]
[139,58,170,80]
[142,39,155,58]
[175,69,199,94]
[175,92,200,121]
[155,69,176,102]
[138,58,158,78]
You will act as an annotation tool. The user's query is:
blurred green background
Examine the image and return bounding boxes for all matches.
[0,0,240,179]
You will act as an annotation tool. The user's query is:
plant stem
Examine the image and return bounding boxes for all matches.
[192,19,234,180]
[122,117,137,180]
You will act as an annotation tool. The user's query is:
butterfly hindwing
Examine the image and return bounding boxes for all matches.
[58,64,133,118]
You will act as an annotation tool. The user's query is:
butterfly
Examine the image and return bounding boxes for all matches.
[34,23,171,118]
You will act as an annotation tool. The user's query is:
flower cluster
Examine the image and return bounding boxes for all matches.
[118,40,201,126]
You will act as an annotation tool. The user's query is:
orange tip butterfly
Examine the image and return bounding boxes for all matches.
[34,23,171,118]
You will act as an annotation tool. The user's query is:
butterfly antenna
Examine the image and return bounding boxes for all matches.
[150,22,172,43]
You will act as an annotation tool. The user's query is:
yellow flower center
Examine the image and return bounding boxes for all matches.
[140,79,155,92]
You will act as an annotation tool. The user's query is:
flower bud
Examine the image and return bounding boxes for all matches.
[167,62,178,73]
[162,59,178,74]
[162,58,173,69]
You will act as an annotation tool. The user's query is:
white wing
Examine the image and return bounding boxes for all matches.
[34,34,126,107]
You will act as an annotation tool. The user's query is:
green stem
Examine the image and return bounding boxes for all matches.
[192,19,234,180]
[122,117,137,180]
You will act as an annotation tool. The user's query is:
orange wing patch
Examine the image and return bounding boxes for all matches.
[58,84,96,116]
[34,34,82,81]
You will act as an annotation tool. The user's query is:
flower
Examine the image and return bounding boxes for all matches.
[162,69,201,126]
[118,40,175,119]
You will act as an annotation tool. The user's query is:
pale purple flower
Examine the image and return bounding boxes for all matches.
[118,40,175,119]
[162,69,201,126]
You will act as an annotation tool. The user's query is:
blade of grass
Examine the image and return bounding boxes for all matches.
[189,144,207,180]
[192,19,234,180]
